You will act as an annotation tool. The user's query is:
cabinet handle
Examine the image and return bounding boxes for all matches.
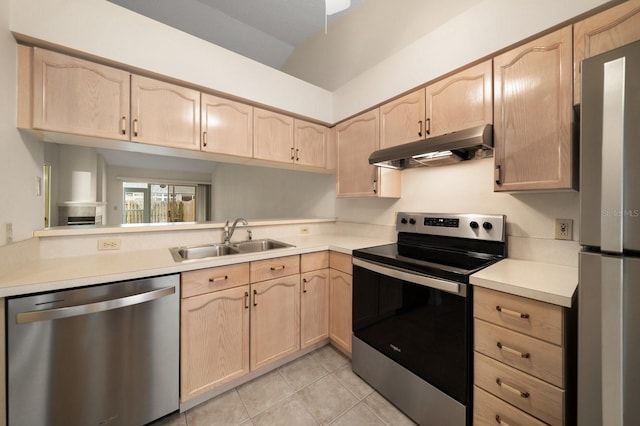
[496,305,530,319]
[373,179,378,194]
[244,291,249,309]
[497,342,530,358]
[120,116,127,135]
[303,277,308,293]
[270,265,286,271]
[295,148,300,162]
[133,119,139,137]
[253,289,258,306]
[208,275,228,283]
[495,165,502,185]
[496,378,530,398]
[495,414,511,426]
[291,147,295,160]
[202,131,207,147]
[425,118,431,135]
[418,120,423,137]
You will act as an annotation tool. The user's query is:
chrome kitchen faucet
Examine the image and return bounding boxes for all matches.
[223,217,248,244]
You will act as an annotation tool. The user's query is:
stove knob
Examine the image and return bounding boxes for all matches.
[469,221,479,229]
[409,218,416,225]
[483,222,493,230]
[400,217,408,224]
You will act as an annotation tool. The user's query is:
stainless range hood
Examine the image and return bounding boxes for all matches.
[369,124,493,169]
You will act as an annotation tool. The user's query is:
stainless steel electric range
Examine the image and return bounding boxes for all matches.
[351,212,507,426]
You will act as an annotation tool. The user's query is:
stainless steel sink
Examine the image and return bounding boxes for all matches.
[169,239,294,262]
[232,239,294,253]
[169,244,240,262]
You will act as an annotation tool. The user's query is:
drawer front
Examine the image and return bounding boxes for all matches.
[475,319,564,388]
[474,286,564,345]
[301,251,329,273]
[251,255,300,282]
[181,263,250,298]
[474,386,547,426]
[475,352,565,425]
[329,251,352,275]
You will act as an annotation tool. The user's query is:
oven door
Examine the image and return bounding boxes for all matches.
[352,258,472,405]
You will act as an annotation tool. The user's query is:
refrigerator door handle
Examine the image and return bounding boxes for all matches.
[601,255,624,426]
[600,57,626,253]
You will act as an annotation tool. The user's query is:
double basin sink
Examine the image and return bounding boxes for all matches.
[170,239,294,262]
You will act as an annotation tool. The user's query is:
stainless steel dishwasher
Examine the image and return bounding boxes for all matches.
[7,274,180,426]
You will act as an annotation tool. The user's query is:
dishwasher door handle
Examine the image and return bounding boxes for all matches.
[16,286,176,324]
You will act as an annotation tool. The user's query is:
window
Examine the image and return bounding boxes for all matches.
[122,182,209,224]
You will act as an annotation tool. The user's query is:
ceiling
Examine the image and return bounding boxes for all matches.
[107,0,484,90]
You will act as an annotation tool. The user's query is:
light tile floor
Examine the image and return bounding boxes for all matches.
[152,345,416,426]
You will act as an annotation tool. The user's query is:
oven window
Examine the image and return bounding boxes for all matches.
[352,265,471,404]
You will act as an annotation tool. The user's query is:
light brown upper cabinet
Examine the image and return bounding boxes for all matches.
[425,60,493,138]
[253,108,295,163]
[493,26,575,192]
[200,94,253,157]
[28,47,130,140]
[130,75,201,150]
[336,109,401,198]
[574,0,640,104]
[294,119,328,168]
[379,89,426,149]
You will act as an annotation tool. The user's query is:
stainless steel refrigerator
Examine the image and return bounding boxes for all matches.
[578,39,640,426]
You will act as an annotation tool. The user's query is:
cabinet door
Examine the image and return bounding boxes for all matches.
[253,108,294,163]
[329,269,352,355]
[32,48,130,140]
[131,75,200,150]
[379,89,426,148]
[180,285,250,402]
[301,269,330,348]
[493,26,574,191]
[336,109,400,198]
[294,119,328,168]
[574,0,640,104]
[425,60,493,138]
[250,275,300,370]
[201,94,253,157]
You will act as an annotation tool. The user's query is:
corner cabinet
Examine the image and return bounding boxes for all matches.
[300,252,330,348]
[130,75,201,150]
[329,251,353,356]
[253,108,295,163]
[294,119,328,168]
[28,47,130,140]
[493,26,575,192]
[201,94,253,157]
[336,109,401,198]
[574,0,640,105]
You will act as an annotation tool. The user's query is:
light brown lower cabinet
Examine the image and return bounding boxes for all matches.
[474,385,547,426]
[329,268,352,356]
[301,252,330,349]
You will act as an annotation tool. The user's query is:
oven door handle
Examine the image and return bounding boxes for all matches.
[353,258,465,296]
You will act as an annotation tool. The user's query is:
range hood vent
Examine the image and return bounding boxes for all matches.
[369,124,493,169]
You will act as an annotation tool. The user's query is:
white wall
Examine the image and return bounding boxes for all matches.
[0,1,44,246]
[9,0,333,124]
[212,164,336,221]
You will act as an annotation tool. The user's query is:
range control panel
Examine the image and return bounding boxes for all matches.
[396,212,506,242]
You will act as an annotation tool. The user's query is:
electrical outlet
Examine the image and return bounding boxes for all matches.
[300,226,310,235]
[98,238,121,250]
[554,219,573,240]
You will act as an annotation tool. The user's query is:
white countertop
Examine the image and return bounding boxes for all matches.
[470,258,578,307]
[0,234,392,298]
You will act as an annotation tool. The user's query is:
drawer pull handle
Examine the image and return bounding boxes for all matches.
[244,291,249,309]
[496,378,530,398]
[270,265,286,271]
[497,342,530,358]
[496,305,530,319]
[209,275,228,283]
[495,414,511,426]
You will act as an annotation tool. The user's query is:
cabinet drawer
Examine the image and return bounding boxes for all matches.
[250,255,300,282]
[475,352,565,425]
[475,286,564,345]
[474,386,547,426]
[301,251,329,273]
[329,251,352,275]
[181,263,250,298]
[475,319,564,388]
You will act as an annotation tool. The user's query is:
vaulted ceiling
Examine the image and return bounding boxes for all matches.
[108,0,484,90]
